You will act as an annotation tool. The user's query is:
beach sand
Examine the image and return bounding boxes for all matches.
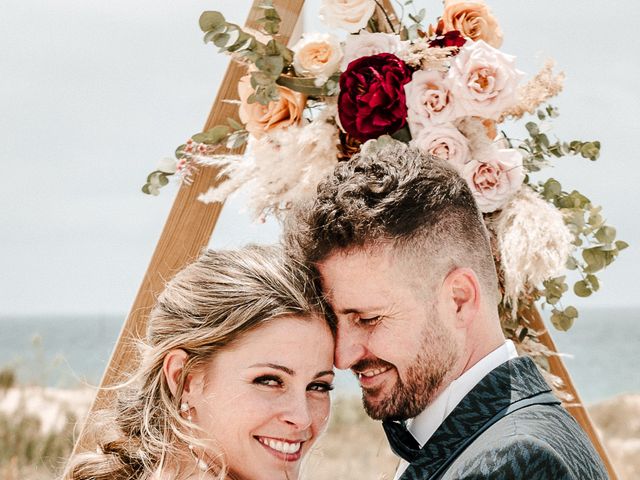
[1,388,638,479]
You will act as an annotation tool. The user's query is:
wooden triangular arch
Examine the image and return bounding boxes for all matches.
[66,1,618,477]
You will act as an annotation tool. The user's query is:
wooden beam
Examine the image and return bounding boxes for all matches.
[66,0,306,461]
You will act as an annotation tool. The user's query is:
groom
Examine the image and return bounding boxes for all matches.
[285,141,608,479]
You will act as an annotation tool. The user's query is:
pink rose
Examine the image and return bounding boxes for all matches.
[341,30,406,70]
[449,40,522,120]
[410,124,471,171]
[405,69,457,136]
[462,148,524,213]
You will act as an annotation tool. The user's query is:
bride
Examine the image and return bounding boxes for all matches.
[65,245,335,480]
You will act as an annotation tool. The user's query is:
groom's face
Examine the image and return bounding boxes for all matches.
[318,246,460,420]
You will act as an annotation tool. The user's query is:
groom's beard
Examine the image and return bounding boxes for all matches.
[358,316,459,421]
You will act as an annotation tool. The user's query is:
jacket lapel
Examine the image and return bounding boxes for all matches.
[399,356,552,480]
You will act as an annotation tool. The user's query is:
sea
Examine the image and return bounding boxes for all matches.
[0,307,638,404]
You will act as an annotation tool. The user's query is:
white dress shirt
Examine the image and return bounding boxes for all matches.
[393,340,518,480]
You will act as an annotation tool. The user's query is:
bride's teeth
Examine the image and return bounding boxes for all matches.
[258,437,301,454]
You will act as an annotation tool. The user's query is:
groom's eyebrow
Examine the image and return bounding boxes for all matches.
[249,363,295,375]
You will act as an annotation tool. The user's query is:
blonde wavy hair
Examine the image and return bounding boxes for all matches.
[64,245,326,480]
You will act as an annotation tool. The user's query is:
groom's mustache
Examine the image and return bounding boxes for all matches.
[351,358,395,374]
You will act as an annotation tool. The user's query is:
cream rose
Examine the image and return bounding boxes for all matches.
[293,33,343,86]
[410,124,471,171]
[442,0,503,48]
[462,148,525,213]
[405,69,458,136]
[238,75,306,138]
[449,40,522,120]
[320,0,376,33]
[341,30,406,70]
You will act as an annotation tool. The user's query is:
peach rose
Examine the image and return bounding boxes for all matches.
[410,124,471,171]
[462,148,525,213]
[293,33,343,86]
[237,75,306,138]
[441,0,503,48]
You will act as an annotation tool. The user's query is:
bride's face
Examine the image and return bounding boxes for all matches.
[193,315,334,480]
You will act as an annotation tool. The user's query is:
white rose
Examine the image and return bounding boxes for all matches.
[292,33,343,86]
[320,0,376,33]
[341,30,406,70]
[405,69,458,136]
[410,124,471,171]
[462,148,525,213]
[449,40,523,120]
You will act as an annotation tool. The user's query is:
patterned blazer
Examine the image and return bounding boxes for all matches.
[384,356,609,480]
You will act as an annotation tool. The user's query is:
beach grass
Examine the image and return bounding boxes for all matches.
[0,365,638,480]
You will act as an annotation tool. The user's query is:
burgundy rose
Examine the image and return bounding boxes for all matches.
[338,53,412,142]
[428,30,467,48]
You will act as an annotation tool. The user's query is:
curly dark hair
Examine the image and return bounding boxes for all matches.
[284,140,499,302]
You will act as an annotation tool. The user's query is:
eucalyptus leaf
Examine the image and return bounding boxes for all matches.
[564,306,578,319]
[226,117,244,131]
[276,74,340,95]
[192,125,231,145]
[213,32,231,48]
[256,55,284,77]
[595,226,616,244]
[615,240,629,251]
[574,280,592,297]
[199,11,225,32]
[586,274,600,291]
[551,310,574,331]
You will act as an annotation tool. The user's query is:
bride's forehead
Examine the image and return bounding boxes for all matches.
[212,315,333,362]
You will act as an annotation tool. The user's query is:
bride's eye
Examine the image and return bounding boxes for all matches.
[308,382,334,393]
[253,375,283,387]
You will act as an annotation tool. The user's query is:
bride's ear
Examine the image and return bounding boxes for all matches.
[163,349,190,398]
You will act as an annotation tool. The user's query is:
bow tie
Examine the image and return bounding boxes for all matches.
[382,419,422,463]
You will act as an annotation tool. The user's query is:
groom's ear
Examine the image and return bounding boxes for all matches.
[441,267,481,327]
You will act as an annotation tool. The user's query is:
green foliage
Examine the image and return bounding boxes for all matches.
[141,170,171,196]
[533,176,627,328]
[199,5,293,106]
[277,74,341,96]
[520,105,600,173]
[142,118,248,196]
[505,105,627,331]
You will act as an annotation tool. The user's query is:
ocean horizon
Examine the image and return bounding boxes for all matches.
[0,306,638,404]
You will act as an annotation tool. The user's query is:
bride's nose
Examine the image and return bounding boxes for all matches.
[278,392,313,430]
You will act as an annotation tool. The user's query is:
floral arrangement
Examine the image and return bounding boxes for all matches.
[142,0,626,380]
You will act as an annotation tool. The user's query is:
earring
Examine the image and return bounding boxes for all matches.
[180,402,193,422]
[179,402,208,472]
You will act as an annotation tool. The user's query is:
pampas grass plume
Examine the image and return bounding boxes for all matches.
[491,186,573,305]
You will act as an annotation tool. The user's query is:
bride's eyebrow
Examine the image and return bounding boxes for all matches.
[248,363,294,375]
[315,370,335,378]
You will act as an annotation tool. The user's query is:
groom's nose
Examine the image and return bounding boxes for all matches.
[334,320,367,370]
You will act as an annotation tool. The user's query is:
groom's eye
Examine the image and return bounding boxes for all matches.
[358,315,381,326]
[253,375,283,387]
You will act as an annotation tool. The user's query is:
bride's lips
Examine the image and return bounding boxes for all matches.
[254,436,306,462]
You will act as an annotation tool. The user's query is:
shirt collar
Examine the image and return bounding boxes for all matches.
[407,340,518,446]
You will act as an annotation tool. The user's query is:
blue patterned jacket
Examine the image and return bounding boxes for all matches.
[385,356,609,480]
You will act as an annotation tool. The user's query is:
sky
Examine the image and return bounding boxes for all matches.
[1,0,639,316]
